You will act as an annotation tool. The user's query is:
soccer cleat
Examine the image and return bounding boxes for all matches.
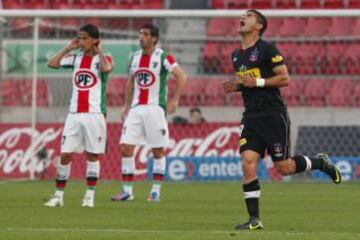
[235,218,264,230]
[82,196,94,208]
[44,195,64,207]
[147,192,160,202]
[317,152,342,184]
[111,191,134,201]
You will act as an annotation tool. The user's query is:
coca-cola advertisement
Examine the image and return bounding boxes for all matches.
[0,123,242,180]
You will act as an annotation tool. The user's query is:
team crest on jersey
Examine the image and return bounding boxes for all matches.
[135,69,156,88]
[74,70,97,89]
[249,48,259,62]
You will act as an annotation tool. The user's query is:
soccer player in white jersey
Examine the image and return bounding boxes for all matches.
[44,24,113,207]
[111,24,187,202]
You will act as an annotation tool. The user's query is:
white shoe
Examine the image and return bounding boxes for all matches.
[82,196,94,208]
[44,195,64,207]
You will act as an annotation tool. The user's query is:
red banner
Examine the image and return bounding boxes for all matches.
[0,123,240,180]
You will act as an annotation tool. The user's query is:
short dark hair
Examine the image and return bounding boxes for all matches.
[190,107,202,114]
[247,9,267,36]
[139,23,159,44]
[79,24,99,39]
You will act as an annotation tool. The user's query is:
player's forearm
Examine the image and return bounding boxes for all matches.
[47,47,72,69]
[98,50,113,73]
[262,74,290,88]
[123,79,134,109]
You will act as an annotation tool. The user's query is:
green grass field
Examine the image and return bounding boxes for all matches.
[0,181,359,240]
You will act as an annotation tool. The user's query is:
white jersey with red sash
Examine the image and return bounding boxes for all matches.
[60,52,112,114]
[130,48,177,109]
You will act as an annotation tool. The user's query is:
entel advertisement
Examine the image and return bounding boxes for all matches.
[0,123,359,181]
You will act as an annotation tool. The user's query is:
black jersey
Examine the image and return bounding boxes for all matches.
[231,39,287,118]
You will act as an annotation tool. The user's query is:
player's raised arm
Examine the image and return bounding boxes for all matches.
[167,64,187,115]
[47,39,79,69]
[94,41,113,73]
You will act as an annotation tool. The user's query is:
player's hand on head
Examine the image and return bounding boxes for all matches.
[167,99,178,115]
[222,79,236,93]
[66,39,79,51]
[93,40,102,53]
[242,74,257,88]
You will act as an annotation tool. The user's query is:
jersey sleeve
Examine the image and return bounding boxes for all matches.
[266,44,285,69]
[163,54,178,72]
[60,54,76,68]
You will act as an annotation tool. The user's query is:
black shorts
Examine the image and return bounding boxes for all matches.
[239,112,291,161]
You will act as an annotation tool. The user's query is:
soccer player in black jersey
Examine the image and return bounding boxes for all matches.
[222,9,342,230]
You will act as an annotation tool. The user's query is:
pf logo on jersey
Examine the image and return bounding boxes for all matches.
[74,70,97,89]
[135,69,155,88]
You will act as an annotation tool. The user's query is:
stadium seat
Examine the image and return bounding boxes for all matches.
[180,79,205,106]
[275,0,298,8]
[299,0,321,8]
[279,18,305,37]
[0,80,21,106]
[207,18,233,36]
[328,18,354,36]
[354,84,360,107]
[323,43,347,74]
[303,18,331,37]
[227,0,249,9]
[323,0,345,8]
[328,79,353,107]
[294,43,325,75]
[303,78,332,106]
[281,80,304,106]
[264,18,283,37]
[227,92,244,106]
[343,44,360,74]
[20,79,50,107]
[220,43,238,74]
[249,0,273,9]
[203,42,221,73]
[107,78,127,106]
[348,0,360,8]
[351,18,360,35]
[211,0,226,8]
[203,79,225,106]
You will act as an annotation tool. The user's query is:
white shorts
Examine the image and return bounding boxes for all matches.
[120,105,169,148]
[61,113,107,154]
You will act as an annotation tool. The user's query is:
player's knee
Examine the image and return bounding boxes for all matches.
[120,144,134,157]
[152,148,165,158]
[60,153,72,165]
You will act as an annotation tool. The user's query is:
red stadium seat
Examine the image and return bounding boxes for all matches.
[303,79,332,106]
[107,78,127,106]
[276,42,299,74]
[0,80,21,106]
[299,0,321,8]
[323,0,345,8]
[294,43,325,75]
[203,42,221,73]
[227,92,244,106]
[207,18,233,36]
[279,18,305,37]
[180,79,205,106]
[281,80,304,106]
[303,18,331,37]
[354,84,360,107]
[264,18,283,37]
[343,44,360,74]
[275,0,298,8]
[211,0,226,8]
[324,43,347,74]
[227,0,249,9]
[328,79,353,107]
[348,0,360,8]
[328,18,354,36]
[220,43,239,74]
[351,19,360,35]
[203,79,225,106]
[249,0,273,9]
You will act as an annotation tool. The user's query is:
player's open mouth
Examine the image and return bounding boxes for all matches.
[240,21,245,27]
